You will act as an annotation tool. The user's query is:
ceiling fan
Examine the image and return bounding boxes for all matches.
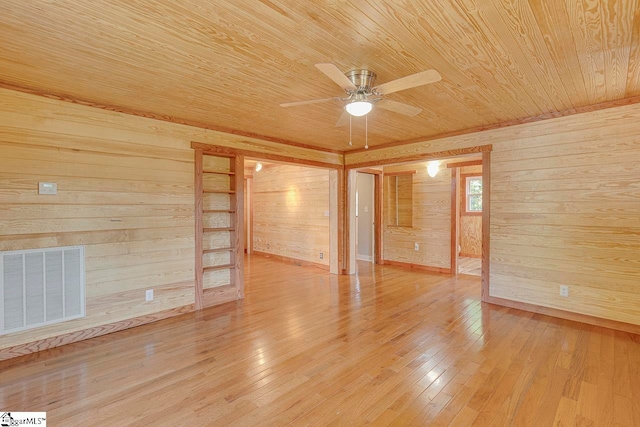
[280,63,442,126]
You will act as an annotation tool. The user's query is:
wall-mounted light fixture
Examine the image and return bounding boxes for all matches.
[255,162,263,172]
[427,160,440,178]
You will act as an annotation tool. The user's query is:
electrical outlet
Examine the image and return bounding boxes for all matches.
[414,242,419,251]
[559,285,569,297]
[146,289,154,302]
[320,252,324,259]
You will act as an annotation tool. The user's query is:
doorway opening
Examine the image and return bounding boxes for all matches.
[449,159,483,276]
[355,172,374,263]
[243,157,340,274]
[346,149,490,297]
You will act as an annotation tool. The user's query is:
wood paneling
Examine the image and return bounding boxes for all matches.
[0,88,337,353]
[382,163,451,271]
[329,169,339,274]
[349,101,640,326]
[252,164,330,267]
[0,1,639,151]
[460,216,482,257]
[383,173,413,227]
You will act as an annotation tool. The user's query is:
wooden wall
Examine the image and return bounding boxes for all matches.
[382,163,451,270]
[347,102,640,326]
[459,217,482,257]
[0,88,341,353]
[252,164,330,267]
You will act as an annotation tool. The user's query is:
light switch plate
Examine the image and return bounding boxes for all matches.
[38,182,57,195]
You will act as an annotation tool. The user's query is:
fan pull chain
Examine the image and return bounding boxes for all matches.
[365,114,368,150]
[348,114,352,146]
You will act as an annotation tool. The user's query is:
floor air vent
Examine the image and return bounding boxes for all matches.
[1,246,85,335]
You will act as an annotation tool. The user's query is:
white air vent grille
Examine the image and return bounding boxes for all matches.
[1,246,85,335]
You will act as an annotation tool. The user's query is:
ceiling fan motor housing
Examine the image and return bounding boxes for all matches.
[346,69,377,92]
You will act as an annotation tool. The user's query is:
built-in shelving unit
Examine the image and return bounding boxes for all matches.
[193,147,244,309]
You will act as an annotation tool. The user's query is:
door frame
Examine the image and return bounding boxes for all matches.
[448,159,484,275]
[354,169,382,265]
[344,145,492,302]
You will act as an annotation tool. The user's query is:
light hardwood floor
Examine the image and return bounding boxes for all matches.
[458,257,481,276]
[1,256,639,426]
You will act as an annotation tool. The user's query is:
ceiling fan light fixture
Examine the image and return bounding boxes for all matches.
[345,100,373,117]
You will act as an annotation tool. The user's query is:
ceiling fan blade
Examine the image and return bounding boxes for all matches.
[315,63,357,91]
[374,69,441,95]
[376,99,422,116]
[335,110,350,127]
[279,97,336,108]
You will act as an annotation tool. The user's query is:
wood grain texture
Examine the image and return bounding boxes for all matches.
[382,162,452,270]
[194,151,244,307]
[381,259,451,274]
[194,149,204,309]
[450,167,458,273]
[329,169,339,274]
[374,173,382,264]
[0,1,639,151]
[459,216,482,257]
[337,167,346,274]
[252,251,329,271]
[252,164,331,266]
[0,88,337,353]
[460,167,483,258]
[0,304,194,361]
[347,145,493,170]
[191,142,342,170]
[346,170,357,274]
[2,256,640,424]
[346,101,640,325]
[233,155,245,299]
[0,93,196,351]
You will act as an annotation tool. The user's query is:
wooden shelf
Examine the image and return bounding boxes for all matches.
[203,227,235,232]
[203,247,235,254]
[194,149,244,310]
[203,170,235,175]
[203,264,235,272]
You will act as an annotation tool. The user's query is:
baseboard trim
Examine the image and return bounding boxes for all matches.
[485,296,640,335]
[383,260,451,274]
[0,304,195,361]
[252,251,330,271]
[356,254,373,262]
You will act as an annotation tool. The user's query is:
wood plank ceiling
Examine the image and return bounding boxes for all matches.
[0,0,638,152]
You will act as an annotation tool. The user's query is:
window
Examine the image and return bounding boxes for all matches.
[466,176,482,213]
